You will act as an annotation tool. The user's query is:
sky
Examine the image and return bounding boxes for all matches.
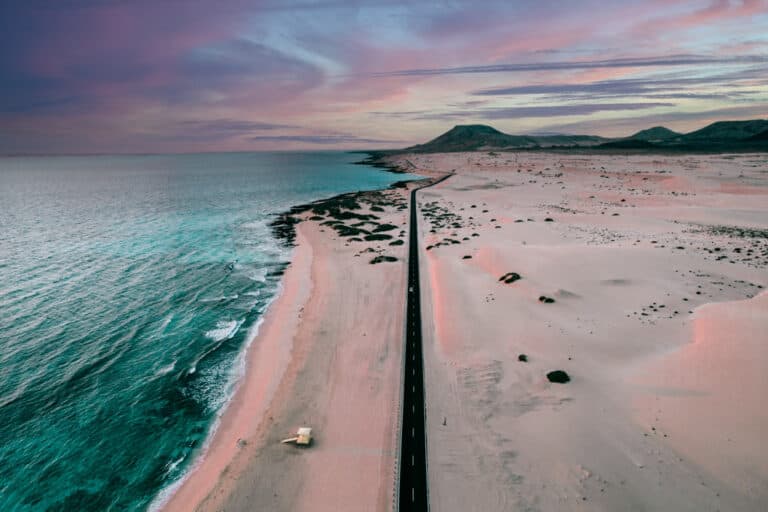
[2,0,768,154]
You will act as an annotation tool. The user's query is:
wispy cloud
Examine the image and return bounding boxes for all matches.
[248,134,402,145]
[541,105,768,135]
[179,119,299,134]
[374,102,676,122]
[471,67,768,98]
[367,54,768,78]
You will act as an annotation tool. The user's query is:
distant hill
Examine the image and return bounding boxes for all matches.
[386,119,768,155]
[628,126,680,142]
[405,124,607,152]
[680,120,768,142]
[406,124,538,152]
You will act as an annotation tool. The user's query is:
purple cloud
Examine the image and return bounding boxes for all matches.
[375,102,677,122]
[368,54,768,77]
[249,134,402,145]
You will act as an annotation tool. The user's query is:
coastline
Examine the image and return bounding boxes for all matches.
[161,171,424,511]
[160,224,314,511]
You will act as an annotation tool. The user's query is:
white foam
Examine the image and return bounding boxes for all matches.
[241,220,268,230]
[164,456,185,477]
[204,319,243,343]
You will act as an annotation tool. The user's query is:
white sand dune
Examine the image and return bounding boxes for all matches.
[393,151,768,511]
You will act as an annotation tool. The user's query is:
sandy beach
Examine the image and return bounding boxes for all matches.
[163,183,416,512]
[387,150,768,511]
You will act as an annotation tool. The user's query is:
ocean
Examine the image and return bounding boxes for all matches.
[0,151,406,511]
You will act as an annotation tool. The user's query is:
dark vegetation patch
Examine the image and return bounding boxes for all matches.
[695,224,768,239]
[269,187,408,247]
[365,233,393,241]
[499,272,521,284]
[538,295,556,304]
[373,223,398,232]
[370,255,398,264]
[546,370,570,383]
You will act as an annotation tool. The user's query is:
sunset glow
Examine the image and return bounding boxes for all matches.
[2,0,768,153]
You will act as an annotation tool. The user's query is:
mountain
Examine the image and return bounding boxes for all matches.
[405,124,539,152]
[388,119,768,156]
[405,125,609,152]
[680,120,768,142]
[747,128,768,141]
[628,126,680,142]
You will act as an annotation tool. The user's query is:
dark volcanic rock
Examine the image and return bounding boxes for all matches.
[518,354,528,362]
[539,295,556,304]
[462,255,472,259]
[547,370,570,383]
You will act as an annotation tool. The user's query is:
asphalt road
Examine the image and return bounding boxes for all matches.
[399,175,451,512]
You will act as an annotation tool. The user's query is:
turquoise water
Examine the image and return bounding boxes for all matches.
[0,152,405,511]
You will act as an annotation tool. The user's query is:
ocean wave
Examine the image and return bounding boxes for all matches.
[155,360,176,377]
[159,314,173,333]
[199,294,239,304]
[247,270,267,283]
[148,293,279,512]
